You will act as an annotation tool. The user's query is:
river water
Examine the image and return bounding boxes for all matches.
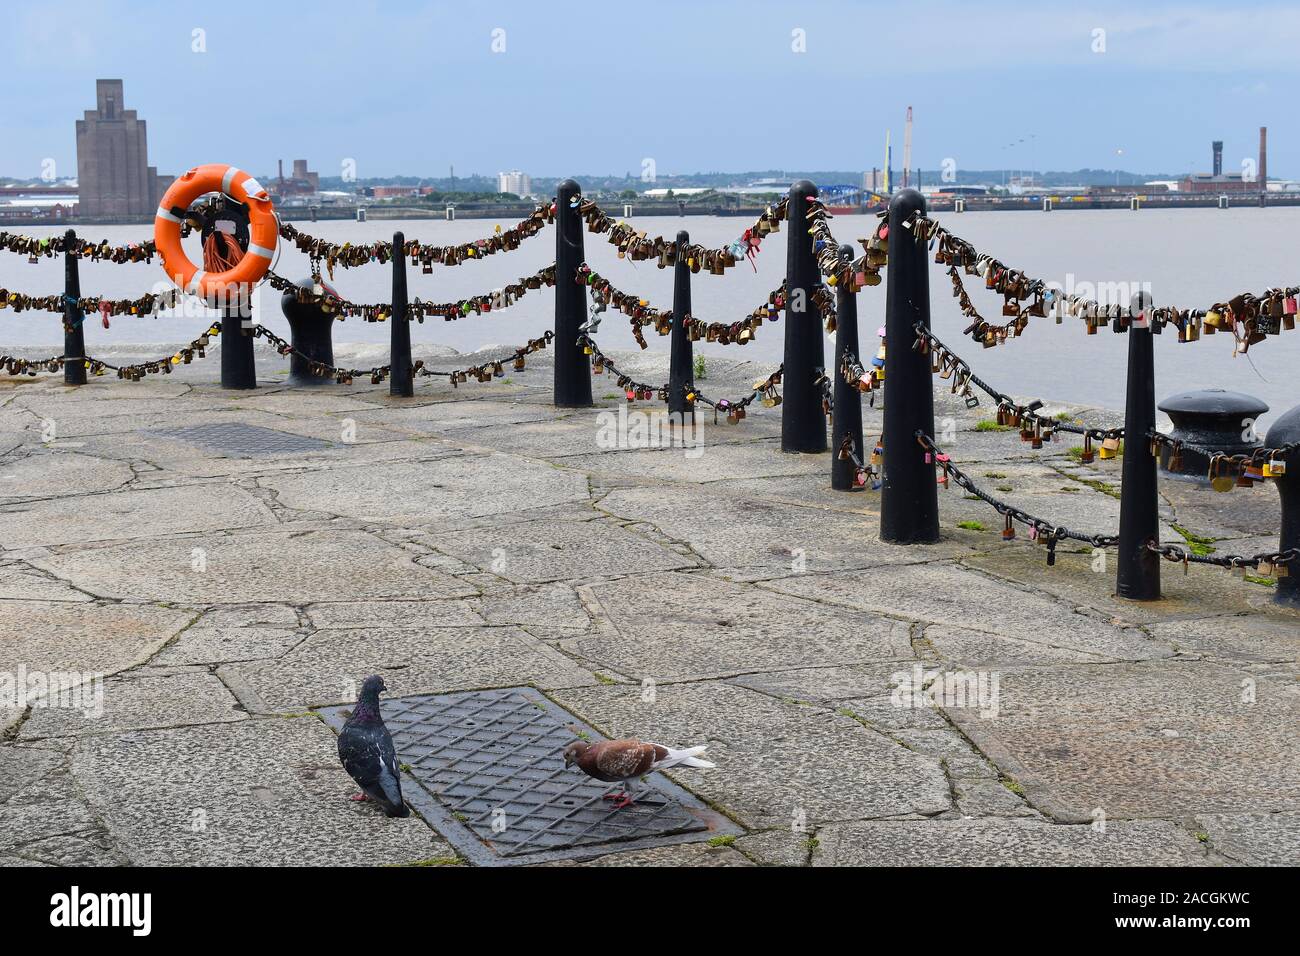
[4,207,1297,427]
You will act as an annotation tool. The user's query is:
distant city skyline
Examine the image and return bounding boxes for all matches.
[2,0,1296,182]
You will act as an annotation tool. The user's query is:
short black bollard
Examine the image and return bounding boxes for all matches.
[553,179,593,408]
[62,229,86,386]
[206,203,256,390]
[1157,389,1268,481]
[389,231,414,397]
[280,277,339,386]
[880,188,939,543]
[831,244,863,491]
[781,180,826,453]
[1264,405,1300,607]
[1116,322,1161,600]
[668,229,694,420]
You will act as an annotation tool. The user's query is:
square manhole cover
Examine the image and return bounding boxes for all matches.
[147,422,331,456]
[318,687,738,865]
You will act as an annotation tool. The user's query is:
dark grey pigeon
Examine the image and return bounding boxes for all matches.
[337,675,410,817]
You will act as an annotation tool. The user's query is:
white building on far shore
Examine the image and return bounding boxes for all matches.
[497,171,532,197]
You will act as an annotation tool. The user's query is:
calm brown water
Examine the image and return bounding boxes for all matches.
[4,207,1298,426]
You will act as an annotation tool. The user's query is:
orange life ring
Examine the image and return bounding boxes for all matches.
[154,163,276,301]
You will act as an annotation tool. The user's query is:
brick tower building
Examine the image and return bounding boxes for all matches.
[75,79,170,218]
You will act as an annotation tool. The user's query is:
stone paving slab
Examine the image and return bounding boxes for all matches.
[0,599,195,678]
[761,562,1170,661]
[71,717,454,866]
[0,481,276,548]
[29,529,478,604]
[19,671,246,740]
[0,450,134,501]
[553,682,952,829]
[564,571,914,681]
[1,350,1293,867]
[259,454,591,527]
[1193,811,1300,866]
[222,625,598,712]
[741,818,1211,866]
[944,662,1300,822]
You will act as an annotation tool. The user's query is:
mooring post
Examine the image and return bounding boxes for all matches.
[554,179,593,407]
[62,229,86,386]
[831,244,863,491]
[781,179,826,453]
[880,188,938,543]
[219,296,257,390]
[668,229,694,420]
[1116,315,1161,600]
[1264,405,1300,606]
[280,277,338,386]
[389,231,414,397]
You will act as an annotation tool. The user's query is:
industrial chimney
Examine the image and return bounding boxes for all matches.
[1258,127,1267,204]
[1212,140,1222,177]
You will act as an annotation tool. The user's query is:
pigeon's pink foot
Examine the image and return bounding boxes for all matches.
[606,793,635,810]
[350,793,371,802]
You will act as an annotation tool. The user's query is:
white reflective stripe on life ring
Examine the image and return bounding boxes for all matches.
[245,243,275,259]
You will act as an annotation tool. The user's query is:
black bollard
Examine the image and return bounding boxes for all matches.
[668,229,694,420]
[207,203,257,390]
[880,188,939,543]
[1116,322,1161,600]
[389,231,414,397]
[62,229,86,386]
[281,277,338,386]
[554,179,593,407]
[781,180,826,453]
[1264,405,1300,606]
[831,244,863,491]
[1156,389,1268,481]
[220,299,257,390]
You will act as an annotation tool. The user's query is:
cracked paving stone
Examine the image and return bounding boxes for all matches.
[222,625,597,711]
[944,661,1300,821]
[29,529,478,604]
[0,746,64,803]
[799,818,1210,866]
[1148,614,1300,664]
[567,571,913,681]
[832,695,955,731]
[765,563,1170,662]
[257,455,590,527]
[537,843,753,867]
[306,599,485,629]
[474,583,591,633]
[599,486,968,576]
[434,518,694,584]
[1194,811,1300,866]
[552,682,950,829]
[0,563,94,602]
[890,729,1000,780]
[954,781,1039,817]
[72,717,453,866]
[13,832,121,866]
[921,626,1128,669]
[0,482,276,548]
[18,672,247,740]
[0,799,96,853]
[726,663,933,705]
[0,599,194,678]
[0,451,135,501]
[557,440,825,485]
[962,548,1264,625]
[151,606,304,666]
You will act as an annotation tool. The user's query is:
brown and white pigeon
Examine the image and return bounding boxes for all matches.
[337,675,409,818]
[563,738,714,809]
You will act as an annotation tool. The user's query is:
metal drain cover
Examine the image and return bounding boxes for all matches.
[318,687,737,865]
[147,422,330,456]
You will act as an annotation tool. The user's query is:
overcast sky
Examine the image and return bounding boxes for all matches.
[3,0,1296,181]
